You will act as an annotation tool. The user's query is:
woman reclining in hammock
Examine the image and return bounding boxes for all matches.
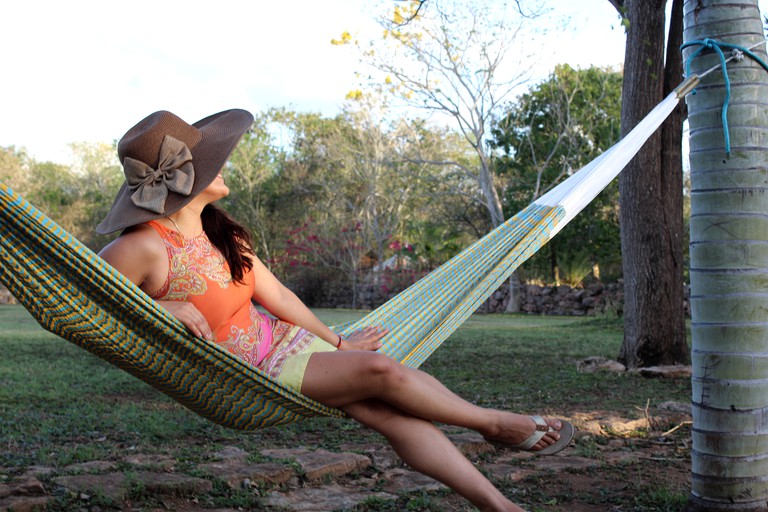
[97,108,574,512]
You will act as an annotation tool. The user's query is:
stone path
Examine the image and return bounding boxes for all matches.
[2,413,686,512]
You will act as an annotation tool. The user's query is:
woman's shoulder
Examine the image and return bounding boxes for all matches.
[99,223,166,262]
[98,223,169,290]
[121,223,165,248]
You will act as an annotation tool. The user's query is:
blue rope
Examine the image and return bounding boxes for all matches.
[681,38,768,155]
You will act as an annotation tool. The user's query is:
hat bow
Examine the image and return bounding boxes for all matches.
[124,135,195,214]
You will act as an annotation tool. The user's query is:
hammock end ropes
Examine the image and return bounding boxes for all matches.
[680,38,768,156]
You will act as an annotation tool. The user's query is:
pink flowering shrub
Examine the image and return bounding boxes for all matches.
[269,223,425,307]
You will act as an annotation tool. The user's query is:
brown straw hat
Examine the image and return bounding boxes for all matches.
[96,108,254,234]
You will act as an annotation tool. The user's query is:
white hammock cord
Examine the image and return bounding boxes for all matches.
[534,79,693,239]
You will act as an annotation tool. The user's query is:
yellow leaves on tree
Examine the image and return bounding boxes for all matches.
[393,7,406,25]
[345,89,364,101]
[392,1,421,25]
[331,31,353,46]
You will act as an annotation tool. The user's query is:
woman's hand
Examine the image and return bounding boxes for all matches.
[338,325,388,351]
[158,301,214,341]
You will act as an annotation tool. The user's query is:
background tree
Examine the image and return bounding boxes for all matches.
[336,0,544,311]
[279,105,385,308]
[342,93,487,268]
[68,142,123,249]
[683,1,768,509]
[608,0,689,368]
[324,95,416,267]
[18,160,81,237]
[247,103,460,306]
[224,110,284,265]
[491,64,624,284]
[1,144,120,249]
[0,147,29,190]
[395,122,486,266]
[247,110,353,293]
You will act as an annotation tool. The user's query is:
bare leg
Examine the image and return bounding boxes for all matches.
[344,399,525,512]
[301,351,562,450]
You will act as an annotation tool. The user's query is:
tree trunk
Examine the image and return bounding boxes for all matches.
[683,1,768,509]
[505,273,522,313]
[617,0,689,368]
[659,0,688,365]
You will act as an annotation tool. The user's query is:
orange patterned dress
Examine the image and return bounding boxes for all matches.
[146,221,334,390]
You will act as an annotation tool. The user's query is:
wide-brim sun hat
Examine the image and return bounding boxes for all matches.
[97,108,254,234]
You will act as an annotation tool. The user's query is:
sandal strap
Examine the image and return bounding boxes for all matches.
[514,415,551,450]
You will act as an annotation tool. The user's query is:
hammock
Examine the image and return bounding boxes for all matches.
[0,77,694,431]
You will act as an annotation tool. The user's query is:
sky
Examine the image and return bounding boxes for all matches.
[0,1,763,166]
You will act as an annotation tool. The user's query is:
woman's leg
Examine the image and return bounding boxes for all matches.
[301,351,562,450]
[344,399,525,512]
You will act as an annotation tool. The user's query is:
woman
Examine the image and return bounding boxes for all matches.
[97,109,574,512]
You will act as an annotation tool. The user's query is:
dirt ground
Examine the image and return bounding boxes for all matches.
[272,407,694,511]
[426,407,692,511]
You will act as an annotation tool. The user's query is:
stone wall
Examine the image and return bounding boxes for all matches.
[483,282,625,316]
[304,280,628,316]
[307,280,691,317]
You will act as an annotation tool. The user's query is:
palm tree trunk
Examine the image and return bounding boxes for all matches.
[683,1,768,509]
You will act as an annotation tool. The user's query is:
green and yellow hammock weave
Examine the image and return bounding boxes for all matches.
[0,79,690,431]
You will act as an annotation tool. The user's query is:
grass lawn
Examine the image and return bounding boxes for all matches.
[0,305,692,511]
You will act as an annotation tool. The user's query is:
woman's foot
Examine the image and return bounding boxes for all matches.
[482,413,573,454]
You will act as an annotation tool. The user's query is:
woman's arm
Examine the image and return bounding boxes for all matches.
[249,255,386,350]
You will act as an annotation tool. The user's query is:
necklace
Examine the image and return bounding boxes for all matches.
[166,216,187,239]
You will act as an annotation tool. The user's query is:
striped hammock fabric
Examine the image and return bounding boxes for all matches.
[0,79,691,430]
[343,79,691,369]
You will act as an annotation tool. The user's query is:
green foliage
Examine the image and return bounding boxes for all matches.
[220,109,287,263]
[0,4,633,296]
[0,146,29,187]
[221,100,479,305]
[402,219,468,269]
[557,249,594,288]
[68,141,123,248]
[0,143,121,250]
[491,64,624,283]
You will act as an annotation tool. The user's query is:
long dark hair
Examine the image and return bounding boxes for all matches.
[201,204,254,284]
